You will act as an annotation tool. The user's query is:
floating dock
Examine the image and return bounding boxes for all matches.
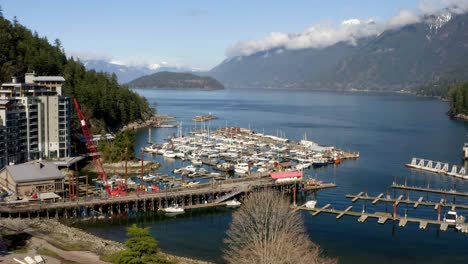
[405,157,467,179]
[392,183,468,198]
[346,192,468,210]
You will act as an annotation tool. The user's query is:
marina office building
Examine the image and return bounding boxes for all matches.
[0,73,71,168]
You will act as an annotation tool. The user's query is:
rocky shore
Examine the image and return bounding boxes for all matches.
[451,113,468,122]
[0,218,125,257]
[83,160,161,175]
[121,114,177,131]
[102,160,161,174]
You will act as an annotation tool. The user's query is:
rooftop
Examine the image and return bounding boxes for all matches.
[270,171,303,180]
[33,76,65,82]
[3,161,64,183]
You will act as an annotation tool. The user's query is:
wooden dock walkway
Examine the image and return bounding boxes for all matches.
[302,183,336,191]
[297,204,468,232]
[392,183,468,197]
[346,192,468,210]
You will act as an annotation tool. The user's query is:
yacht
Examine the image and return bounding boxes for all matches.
[163,150,176,158]
[184,165,197,173]
[144,144,158,153]
[235,163,249,175]
[191,159,203,166]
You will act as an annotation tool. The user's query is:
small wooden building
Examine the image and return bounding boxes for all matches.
[0,161,64,197]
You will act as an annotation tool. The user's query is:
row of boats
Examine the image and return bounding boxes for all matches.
[145,128,346,177]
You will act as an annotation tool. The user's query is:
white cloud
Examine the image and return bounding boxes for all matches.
[148,63,160,70]
[386,9,421,29]
[441,0,468,13]
[226,19,382,57]
[419,0,445,14]
[109,60,126,66]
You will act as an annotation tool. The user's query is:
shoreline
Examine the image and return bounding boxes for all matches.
[0,218,213,264]
[121,114,177,132]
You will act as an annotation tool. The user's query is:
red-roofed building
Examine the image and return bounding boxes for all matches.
[270,171,302,182]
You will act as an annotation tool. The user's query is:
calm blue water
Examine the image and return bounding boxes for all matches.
[83,89,468,263]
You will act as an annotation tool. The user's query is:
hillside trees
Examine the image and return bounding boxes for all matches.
[0,15,153,155]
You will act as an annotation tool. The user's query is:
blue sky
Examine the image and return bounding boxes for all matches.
[1,0,426,69]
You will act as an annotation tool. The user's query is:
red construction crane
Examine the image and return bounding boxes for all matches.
[73,98,111,195]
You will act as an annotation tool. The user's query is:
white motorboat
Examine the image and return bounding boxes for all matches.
[143,174,157,181]
[163,205,185,214]
[235,163,249,175]
[225,199,242,207]
[305,200,317,209]
[191,159,203,166]
[184,165,197,173]
[163,150,176,158]
[175,152,186,159]
[173,168,183,174]
[444,210,458,224]
[144,145,158,153]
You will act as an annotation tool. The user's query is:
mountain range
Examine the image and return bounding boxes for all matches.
[208,11,468,91]
[83,11,468,91]
[82,60,195,83]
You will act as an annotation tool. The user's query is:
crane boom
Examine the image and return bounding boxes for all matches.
[73,98,110,195]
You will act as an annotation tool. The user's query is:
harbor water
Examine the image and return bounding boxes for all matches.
[82,89,468,263]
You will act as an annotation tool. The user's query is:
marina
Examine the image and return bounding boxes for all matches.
[143,126,359,181]
[78,89,468,264]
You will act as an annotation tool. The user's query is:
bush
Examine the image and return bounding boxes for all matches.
[108,224,176,264]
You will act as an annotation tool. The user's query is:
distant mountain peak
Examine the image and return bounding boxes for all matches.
[425,11,453,33]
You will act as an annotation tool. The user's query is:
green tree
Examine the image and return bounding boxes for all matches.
[109,224,175,264]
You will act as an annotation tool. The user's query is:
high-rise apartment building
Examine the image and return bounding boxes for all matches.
[0,73,71,168]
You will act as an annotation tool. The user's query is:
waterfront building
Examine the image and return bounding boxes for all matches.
[0,73,71,167]
[0,160,64,197]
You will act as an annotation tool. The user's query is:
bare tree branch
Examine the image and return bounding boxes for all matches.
[224,190,337,264]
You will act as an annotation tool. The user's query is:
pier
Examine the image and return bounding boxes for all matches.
[0,176,335,219]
